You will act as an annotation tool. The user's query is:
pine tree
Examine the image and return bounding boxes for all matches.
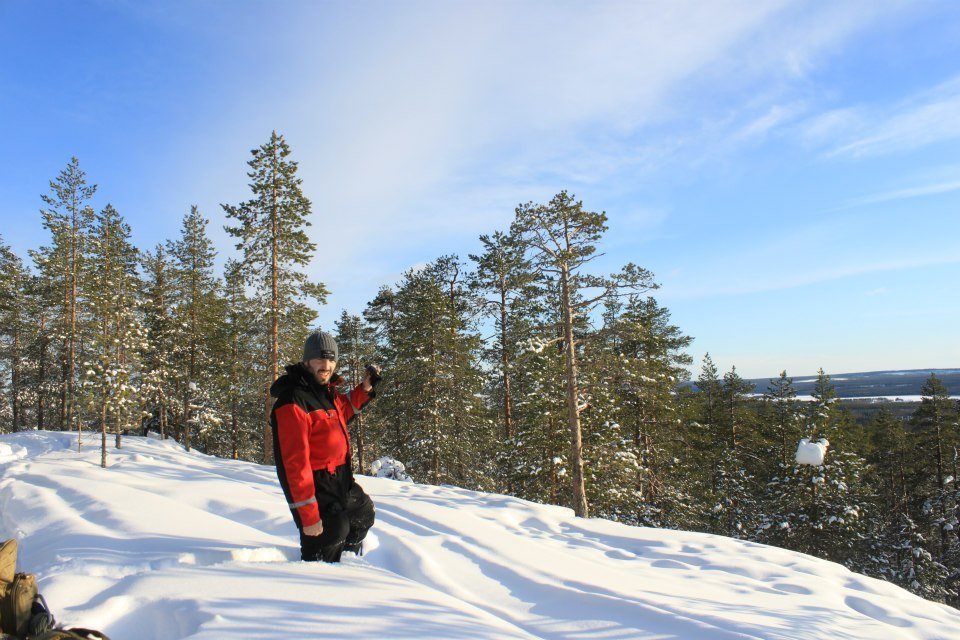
[167,206,219,452]
[140,245,180,440]
[22,268,56,430]
[31,157,97,432]
[695,354,723,437]
[469,230,536,448]
[0,238,31,432]
[756,371,804,540]
[215,260,263,461]
[223,131,328,464]
[362,286,399,464]
[373,257,492,488]
[869,407,910,522]
[760,369,874,566]
[336,311,378,472]
[82,204,144,466]
[511,191,656,517]
[908,374,960,599]
[706,367,759,538]
[582,294,692,527]
[505,305,568,505]
[761,372,804,470]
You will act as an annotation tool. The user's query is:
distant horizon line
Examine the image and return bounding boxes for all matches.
[740,367,960,382]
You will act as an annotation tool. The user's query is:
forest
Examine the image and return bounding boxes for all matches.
[1,134,958,607]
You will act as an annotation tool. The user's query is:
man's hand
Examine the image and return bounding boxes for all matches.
[303,521,324,537]
[363,364,382,393]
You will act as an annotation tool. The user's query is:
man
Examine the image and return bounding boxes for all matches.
[270,330,381,562]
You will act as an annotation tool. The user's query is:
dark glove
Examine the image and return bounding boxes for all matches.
[366,364,382,396]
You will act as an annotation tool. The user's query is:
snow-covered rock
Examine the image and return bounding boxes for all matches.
[370,456,412,482]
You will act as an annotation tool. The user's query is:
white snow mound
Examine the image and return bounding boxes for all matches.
[2,430,959,639]
[796,437,829,466]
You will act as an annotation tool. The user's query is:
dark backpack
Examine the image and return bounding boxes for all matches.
[0,540,110,640]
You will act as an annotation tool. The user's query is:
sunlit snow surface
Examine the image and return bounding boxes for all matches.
[2,431,959,639]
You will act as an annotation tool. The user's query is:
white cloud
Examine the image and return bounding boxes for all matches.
[664,253,960,299]
[847,178,960,207]
[147,0,919,320]
[820,76,960,158]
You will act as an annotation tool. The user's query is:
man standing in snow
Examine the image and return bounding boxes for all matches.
[270,330,381,562]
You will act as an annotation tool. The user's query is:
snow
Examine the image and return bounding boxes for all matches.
[749,395,960,402]
[3,431,960,639]
[796,438,829,466]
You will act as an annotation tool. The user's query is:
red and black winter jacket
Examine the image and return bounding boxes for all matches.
[270,363,372,528]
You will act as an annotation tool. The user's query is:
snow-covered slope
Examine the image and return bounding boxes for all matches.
[2,431,958,640]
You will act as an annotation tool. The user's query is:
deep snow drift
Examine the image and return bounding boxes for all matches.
[2,431,959,639]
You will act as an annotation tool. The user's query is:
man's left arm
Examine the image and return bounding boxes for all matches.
[339,364,381,424]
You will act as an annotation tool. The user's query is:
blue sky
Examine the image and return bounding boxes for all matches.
[1,0,959,379]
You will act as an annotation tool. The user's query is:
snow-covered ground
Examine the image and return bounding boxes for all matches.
[749,394,960,402]
[2,431,959,640]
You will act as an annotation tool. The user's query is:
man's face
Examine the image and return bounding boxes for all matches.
[305,357,337,385]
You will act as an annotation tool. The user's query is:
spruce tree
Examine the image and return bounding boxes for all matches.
[223,131,328,464]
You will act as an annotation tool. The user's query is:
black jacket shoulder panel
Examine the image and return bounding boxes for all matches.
[271,363,336,413]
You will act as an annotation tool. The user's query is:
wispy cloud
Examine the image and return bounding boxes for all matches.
[663,253,960,300]
[847,178,960,207]
[816,76,960,158]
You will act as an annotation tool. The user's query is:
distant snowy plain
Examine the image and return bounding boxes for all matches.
[2,431,959,639]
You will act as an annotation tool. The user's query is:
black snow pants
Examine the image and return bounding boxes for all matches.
[296,464,375,563]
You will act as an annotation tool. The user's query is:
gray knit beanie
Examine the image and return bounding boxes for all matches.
[302,330,338,362]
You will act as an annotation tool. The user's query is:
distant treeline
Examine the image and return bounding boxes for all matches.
[1,137,958,608]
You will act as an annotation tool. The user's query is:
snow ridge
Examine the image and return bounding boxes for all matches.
[2,431,959,639]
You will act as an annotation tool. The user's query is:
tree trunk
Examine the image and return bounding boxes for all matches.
[11,323,20,431]
[356,413,365,474]
[67,209,78,432]
[37,309,47,430]
[500,283,513,441]
[265,165,279,466]
[560,265,589,518]
[182,386,190,451]
[100,395,108,468]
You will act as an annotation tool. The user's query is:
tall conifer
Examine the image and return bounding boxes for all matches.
[32,157,97,432]
[167,206,219,451]
[0,239,31,432]
[223,131,328,464]
[512,191,656,517]
[82,204,144,465]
